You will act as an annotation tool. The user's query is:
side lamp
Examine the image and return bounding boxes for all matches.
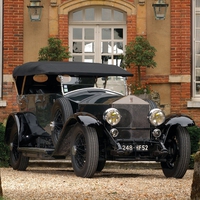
[152,0,169,20]
[27,0,43,21]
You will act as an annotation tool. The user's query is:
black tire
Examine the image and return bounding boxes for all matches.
[96,159,106,172]
[51,98,73,146]
[161,125,191,178]
[9,124,29,171]
[70,125,99,178]
[144,99,157,110]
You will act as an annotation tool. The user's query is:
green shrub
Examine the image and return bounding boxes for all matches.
[187,126,200,169]
[0,123,9,167]
[38,37,71,61]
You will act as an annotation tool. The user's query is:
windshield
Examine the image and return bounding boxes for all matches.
[59,75,127,95]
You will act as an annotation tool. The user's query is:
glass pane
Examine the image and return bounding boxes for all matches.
[196,14,200,27]
[73,56,82,62]
[196,42,200,54]
[73,42,82,53]
[84,42,94,53]
[73,10,83,21]
[84,56,94,63]
[73,28,82,39]
[114,55,122,67]
[114,42,123,54]
[196,55,200,67]
[102,8,111,21]
[85,8,95,21]
[114,10,124,21]
[102,55,112,64]
[196,83,200,94]
[114,29,123,39]
[196,69,200,80]
[85,28,94,40]
[196,29,200,40]
[101,42,112,53]
[197,0,200,7]
[102,28,111,39]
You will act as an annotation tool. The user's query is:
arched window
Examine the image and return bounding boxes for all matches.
[69,6,126,66]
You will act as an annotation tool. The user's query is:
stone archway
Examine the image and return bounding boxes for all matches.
[59,0,136,15]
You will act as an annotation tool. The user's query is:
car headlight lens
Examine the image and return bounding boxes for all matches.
[103,108,121,126]
[148,108,165,126]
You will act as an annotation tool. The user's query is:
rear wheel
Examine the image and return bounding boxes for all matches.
[70,125,99,178]
[161,125,191,178]
[9,124,29,171]
[51,98,73,146]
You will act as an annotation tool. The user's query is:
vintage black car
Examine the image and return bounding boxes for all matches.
[5,61,194,178]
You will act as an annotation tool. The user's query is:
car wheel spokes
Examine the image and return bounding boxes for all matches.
[54,109,63,140]
[74,134,86,168]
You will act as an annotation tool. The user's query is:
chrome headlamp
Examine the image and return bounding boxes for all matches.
[103,108,121,126]
[148,108,165,126]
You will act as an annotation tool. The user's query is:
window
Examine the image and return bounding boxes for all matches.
[69,6,126,65]
[193,0,200,97]
[69,6,127,94]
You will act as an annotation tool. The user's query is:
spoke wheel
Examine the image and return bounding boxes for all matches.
[51,98,73,146]
[10,124,29,171]
[161,125,191,178]
[71,125,99,178]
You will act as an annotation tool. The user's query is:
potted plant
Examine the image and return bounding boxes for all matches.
[121,36,157,96]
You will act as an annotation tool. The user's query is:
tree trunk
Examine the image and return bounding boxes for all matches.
[191,151,200,200]
[137,65,141,85]
[0,175,2,197]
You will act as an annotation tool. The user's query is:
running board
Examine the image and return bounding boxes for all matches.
[18,147,55,159]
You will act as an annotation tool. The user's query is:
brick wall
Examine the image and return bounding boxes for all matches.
[170,0,195,122]
[2,0,24,122]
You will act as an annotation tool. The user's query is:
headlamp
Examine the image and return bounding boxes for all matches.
[103,108,121,126]
[148,108,165,126]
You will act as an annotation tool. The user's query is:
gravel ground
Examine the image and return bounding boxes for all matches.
[1,167,193,200]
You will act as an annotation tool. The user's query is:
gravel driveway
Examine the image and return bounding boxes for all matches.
[1,166,193,200]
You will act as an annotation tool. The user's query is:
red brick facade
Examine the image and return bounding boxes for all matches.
[2,0,24,122]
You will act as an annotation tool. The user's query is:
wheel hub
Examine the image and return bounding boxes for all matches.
[71,145,77,155]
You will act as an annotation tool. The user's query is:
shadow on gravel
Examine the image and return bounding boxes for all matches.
[24,167,164,179]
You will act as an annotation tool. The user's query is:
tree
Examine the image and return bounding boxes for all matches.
[38,38,71,61]
[121,36,157,86]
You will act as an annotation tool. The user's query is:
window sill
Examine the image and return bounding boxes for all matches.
[0,100,6,107]
[187,99,200,108]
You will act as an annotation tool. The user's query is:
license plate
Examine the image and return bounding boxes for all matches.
[121,144,149,151]
[122,144,133,151]
[136,145,148,151]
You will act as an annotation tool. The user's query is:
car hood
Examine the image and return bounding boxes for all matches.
[64,88,123,104]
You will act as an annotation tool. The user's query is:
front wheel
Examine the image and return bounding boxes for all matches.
[70,125,99,178]
[9,124,29,171]
[161,125,191,178]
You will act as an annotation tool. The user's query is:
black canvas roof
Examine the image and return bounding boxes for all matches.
[13,61,133,77]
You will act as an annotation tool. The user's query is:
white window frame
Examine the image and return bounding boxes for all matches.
[69,6,126,64]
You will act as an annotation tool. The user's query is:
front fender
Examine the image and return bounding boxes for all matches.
[165,114,195,127]
[53,112,102,157]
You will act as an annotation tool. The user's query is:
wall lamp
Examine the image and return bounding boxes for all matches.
[152,0,168,20]
[27,0,43,21]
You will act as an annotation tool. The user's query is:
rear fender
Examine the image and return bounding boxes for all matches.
[5,112,46,145]
[5,113,22,144]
